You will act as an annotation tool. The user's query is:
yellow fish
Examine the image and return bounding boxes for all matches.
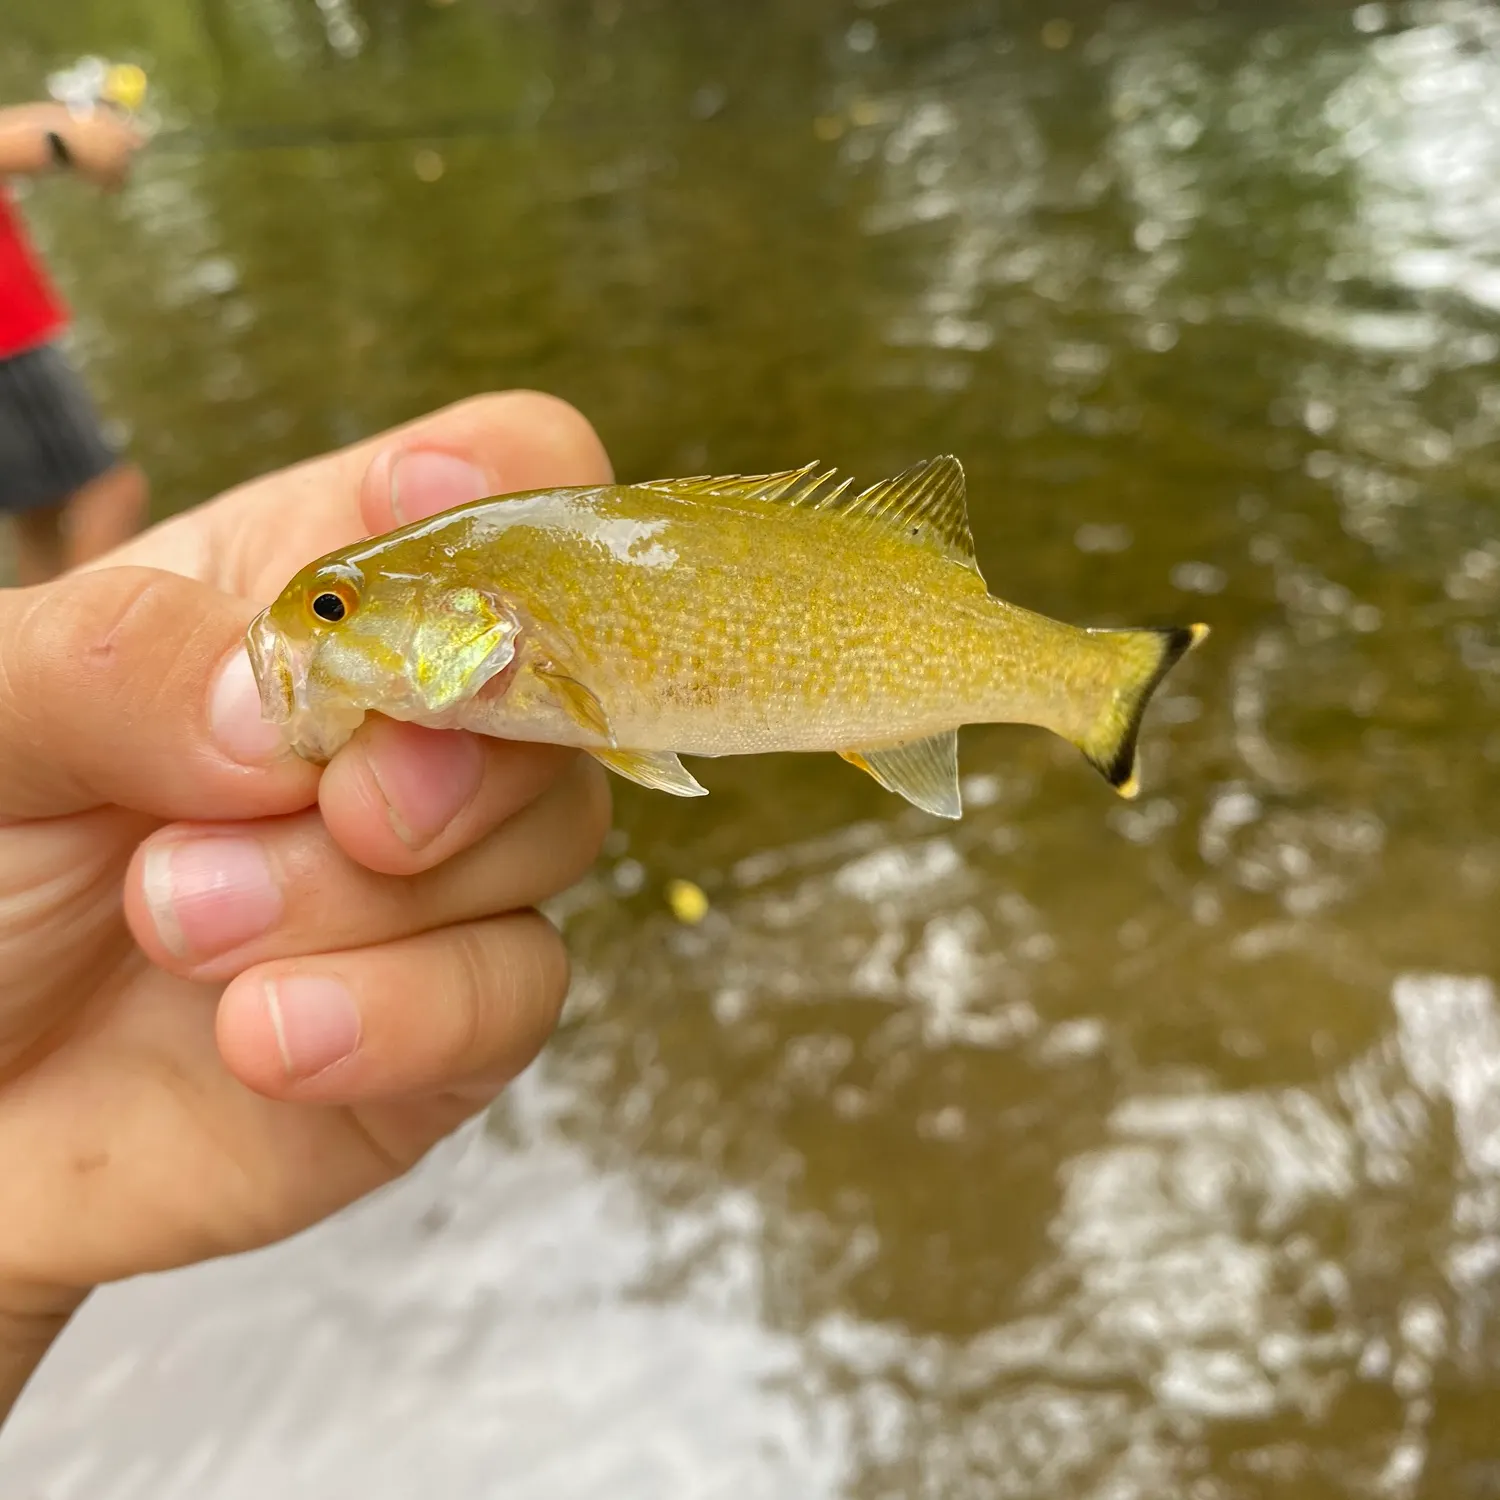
[246,456,1208,819]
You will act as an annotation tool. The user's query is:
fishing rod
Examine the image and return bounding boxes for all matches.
[141,107,561,154]
[47,57,564,152]
[45,54,740,157]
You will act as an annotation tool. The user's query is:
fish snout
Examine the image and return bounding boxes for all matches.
[245,608,296,726]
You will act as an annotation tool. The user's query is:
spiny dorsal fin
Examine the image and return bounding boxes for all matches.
[644,456,979,576]
[641,461,854,511]
[836,455,978,573]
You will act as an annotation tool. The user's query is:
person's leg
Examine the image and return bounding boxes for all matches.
[62,459,148,570]
[9,505,66,586]
[0,342,145,586]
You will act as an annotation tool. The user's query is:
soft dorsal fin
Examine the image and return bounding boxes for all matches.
[836,455,978,573]
[641,455,980,575]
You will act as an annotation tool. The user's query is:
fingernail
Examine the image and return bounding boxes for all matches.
[211,647,288,765]
[365,722,486,847]
[144,838,282,960]
[390,451,494,524]
[264,975,362,1080]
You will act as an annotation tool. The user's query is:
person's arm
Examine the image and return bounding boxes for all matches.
[0,100,144,188]
[0,102,72,177]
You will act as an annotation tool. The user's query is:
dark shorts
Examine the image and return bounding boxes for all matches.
[0,340,120,515]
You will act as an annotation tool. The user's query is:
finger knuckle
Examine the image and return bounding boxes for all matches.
[3,570,163,737]
[522,914,571,1011]
[585,756,613,827]
[507,916,570,1059]
[568,757,614,871]
[444,924,493,1065]
[49,569,181,688]
[444,916,567,1072]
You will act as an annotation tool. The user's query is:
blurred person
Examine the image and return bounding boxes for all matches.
[0,390,615,1423]
[0,96,148,584]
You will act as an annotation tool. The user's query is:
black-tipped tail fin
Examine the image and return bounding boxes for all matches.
[1075,623,1209,798]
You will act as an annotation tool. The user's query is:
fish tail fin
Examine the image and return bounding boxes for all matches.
[1071,623,1209,798]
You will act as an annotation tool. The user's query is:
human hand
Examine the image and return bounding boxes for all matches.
[56,104,145,189]
[0,392,614,1414]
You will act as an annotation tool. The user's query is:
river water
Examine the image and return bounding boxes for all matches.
[5,1,1500,1495]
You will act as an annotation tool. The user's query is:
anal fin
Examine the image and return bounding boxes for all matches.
[591,748,709,799]
[840,731,962,819]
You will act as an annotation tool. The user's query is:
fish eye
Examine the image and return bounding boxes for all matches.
[306,578,359,625]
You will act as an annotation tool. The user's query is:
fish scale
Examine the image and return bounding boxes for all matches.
[486,497,998,753]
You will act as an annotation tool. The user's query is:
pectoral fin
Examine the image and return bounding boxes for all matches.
[840,731,962,819]
[591,748,709,798]
[535,665,614,742]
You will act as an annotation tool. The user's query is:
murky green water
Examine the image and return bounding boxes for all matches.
[7,1,1500,1495]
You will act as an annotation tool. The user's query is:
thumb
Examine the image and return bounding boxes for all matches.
[0,566,320,822]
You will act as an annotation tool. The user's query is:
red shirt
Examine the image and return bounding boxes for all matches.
[0,185,66,358]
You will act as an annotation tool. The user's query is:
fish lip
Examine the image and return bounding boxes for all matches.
[245,607,296,727]
[245,604,367,764]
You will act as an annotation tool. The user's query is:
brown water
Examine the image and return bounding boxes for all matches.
[6,1,1500,1495]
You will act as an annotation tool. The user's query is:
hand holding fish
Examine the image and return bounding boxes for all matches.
[0,393,613,1421]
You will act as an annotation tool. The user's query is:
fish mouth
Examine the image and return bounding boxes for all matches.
[245,607,297,727]
[244,605,366,765]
